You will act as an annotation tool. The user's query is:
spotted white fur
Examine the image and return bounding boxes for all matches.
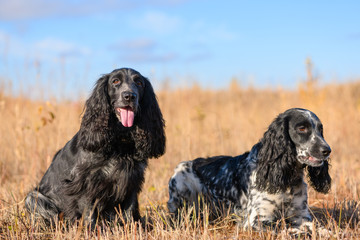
[167,108,332,236]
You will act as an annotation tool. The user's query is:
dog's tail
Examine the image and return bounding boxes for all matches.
[25,190,60,224]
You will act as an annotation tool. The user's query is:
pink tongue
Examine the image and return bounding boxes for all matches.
[119,108,134,127]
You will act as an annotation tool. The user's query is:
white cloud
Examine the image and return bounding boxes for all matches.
[0,30,27,57]
[0,0,135,20]
[35,38,76,52]
[0,30,10,42]
[122,51,176,63]
[0,0,63,20]
[131,11,181,34]
[34,37,91,60]
[110,38,156,51]
[187,20,238,42]
[210,25,238,41]
[110,37,176,63]
[0,30,91,62]
[0,0,188,21]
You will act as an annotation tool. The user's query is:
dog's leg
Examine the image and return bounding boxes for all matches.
[167,177,184,214]
[167,162,202,215]
[121,191,141,222]
[25,190,59,224]
[285,183,331,237]
[242,188,281,231]
[287,203,332,237]
[286,183,312,233]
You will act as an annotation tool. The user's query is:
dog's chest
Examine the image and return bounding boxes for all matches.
[101,157,147,182]
[247,176,307,218]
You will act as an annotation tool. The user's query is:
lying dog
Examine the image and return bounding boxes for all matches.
[168,108,331,234]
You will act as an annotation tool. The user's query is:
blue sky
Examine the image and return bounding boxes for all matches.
[0,0,359,99]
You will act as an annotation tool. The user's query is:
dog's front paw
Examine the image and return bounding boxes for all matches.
[283,222,332,238]
[282,227,311,238]
[317,227,332,238]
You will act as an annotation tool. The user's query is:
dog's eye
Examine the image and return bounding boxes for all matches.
[134,78,143,87]
[298,126,308,133]
[112,79,120,85]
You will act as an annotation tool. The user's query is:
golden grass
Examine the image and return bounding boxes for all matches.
[1,79,360,239]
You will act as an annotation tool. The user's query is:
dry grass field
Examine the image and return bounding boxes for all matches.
[1,78,360,239]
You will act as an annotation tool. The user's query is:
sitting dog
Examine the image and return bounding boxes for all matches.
[26,68,166,226]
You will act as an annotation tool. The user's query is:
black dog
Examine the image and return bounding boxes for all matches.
[26,68,166,225]
[168,108,331,234]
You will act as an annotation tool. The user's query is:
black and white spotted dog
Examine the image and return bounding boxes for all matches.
[168,108,331,233]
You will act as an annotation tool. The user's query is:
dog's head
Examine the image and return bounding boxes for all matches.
[107,68,145,128]
[286,108,331,167]
[79,68,166,157]
[256,108,332,193]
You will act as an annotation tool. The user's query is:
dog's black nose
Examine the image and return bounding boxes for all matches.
[122,91,137,102]
[321,145,331,157]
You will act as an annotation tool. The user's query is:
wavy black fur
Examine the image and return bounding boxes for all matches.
[307,160,331,194]
[255,113,303,193]
[25,68,165,226]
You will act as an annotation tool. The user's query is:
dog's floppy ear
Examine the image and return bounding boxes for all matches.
[307,160,331,193]
[79,74,111,151]
[132,77,166,159]
[255,112,302,193]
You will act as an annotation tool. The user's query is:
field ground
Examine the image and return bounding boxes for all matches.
[1,80,360,239]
